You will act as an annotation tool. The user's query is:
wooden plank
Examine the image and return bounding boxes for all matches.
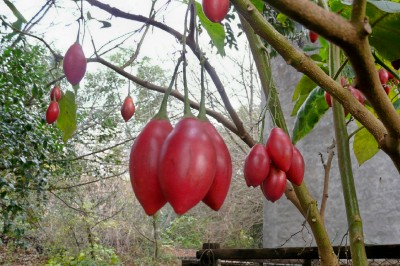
[195,244,400,260]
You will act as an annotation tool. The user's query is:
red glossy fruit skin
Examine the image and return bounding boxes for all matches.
[266,128,293,172]
[121,96,135,122]
[391,59,400,70]
[202,0,230,23]
[129,119,172,216]
[387,70,394,80]
[50,86,62,102]
[63,43,87,86]
[202,121,232,211]
[349,86,364,105]
[309,31,318,43]
[243,143,270,187]
[46,101,60,124]
[158,117,216,215]
[261,165,287,202]
[286,146,305,186]
[324,91,332,107]
[378,69,389,85]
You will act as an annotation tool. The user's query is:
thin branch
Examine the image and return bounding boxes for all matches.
[86,0,255,147]
[49,170,127,191]
[51,138,134,163]
[319,140,336,225]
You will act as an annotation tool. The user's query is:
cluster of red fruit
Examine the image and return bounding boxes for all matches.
[46,86,62,124]
[202,0,229,23]
[46,43,86,125]
[129,116,232,216]
[324,78,364,115]
[244,128,305,202]
[378,68,398,95]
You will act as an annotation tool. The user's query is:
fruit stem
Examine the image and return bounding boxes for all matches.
[182,51,193,117]
[153,56,183,120]
[197,58,208,121]
[373,52,400,81]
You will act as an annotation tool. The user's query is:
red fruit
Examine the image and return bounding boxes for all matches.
[261,165,287,202]
[387,71,394,80]
[63,43,87,86]
[158,117,216,215]
[129,119,172,216]
[378,69,389,85]
[46,101,60,124]
[349,86,364,105]
[391,59,400,70]
[202,122,232,211]
[50,86,62,102]
[286,146,305,186]
[243,144,270,187]
[383,84,390,95]
[266,128,293,172]
[202,0,230,23]
[324,91,332,107]
[309,31,318,43]
[121,96,135,122]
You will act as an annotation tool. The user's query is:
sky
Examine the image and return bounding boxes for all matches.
[0,0,258,111]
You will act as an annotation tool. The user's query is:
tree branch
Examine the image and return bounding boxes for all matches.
[86,0,255,147]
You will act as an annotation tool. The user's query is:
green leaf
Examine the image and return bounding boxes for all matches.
[291,75,317,116]
[277,13,288,25]
[99,20,111,28]
[195,1,225,56]
[367,1,400,61]
[57,91,77,142]
[292,87,329,144]
[250,0,264,12]
[353,122,379,165]
[3,0,27,23]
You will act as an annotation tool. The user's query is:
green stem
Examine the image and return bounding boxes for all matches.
[330,43,368,266]
[239,15,338,266]
[154,56,183,120]
[182,53,193,117]
[198,59,207,120]
[373,52,400,81]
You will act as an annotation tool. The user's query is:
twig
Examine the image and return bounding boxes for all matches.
[319,139,336,224]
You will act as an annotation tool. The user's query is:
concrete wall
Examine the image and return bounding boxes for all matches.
[262,54,400,248]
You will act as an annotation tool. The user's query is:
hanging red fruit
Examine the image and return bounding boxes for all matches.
[309,31,318,43]
[50,85,62,102]
[243,143,270,187]
[46,101,60,124]
[121,95,135,122]
[266,127,293,172]
[158,117,217,215]
[378,69,389,85]
[129,119,172,216]
[286,146,305,186]
[63,43,87,86]
[202,121,232,211]
[261,165,287,202]
[202,0,230,23]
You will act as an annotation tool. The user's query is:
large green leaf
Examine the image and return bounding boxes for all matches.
[353,121,379,165]
[57,91,77,142]
[368,1,400,61]
[292,87,329,144]
[195,1,225,56]
[291,75,317,116]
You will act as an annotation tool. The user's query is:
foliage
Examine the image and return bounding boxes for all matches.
[0,38,72,244]
[162,215,205,248]
[45,244,121,266]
